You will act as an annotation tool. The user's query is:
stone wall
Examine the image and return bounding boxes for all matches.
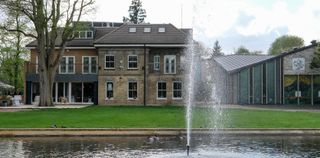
[97,47,185,105]
[283,47,320,75]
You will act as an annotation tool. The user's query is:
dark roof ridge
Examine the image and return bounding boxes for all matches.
[94,23,128,43]
[275,42,318,58]
[125,23,173,25]
[168,23,189,38]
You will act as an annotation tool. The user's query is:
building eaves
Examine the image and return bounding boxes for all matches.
[219,43,318,74]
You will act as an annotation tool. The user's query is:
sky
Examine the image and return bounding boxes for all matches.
[84,0,320,54]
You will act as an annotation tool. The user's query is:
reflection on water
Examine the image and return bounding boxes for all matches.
[0,135,320,158]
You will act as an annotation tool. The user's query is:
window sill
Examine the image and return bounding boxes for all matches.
[157,98,167,100]
[173,98,183,100]
[82,73,98,74]
[104,68,115,70]
[127,98,138,100]
[59,73,76,74]
[127,68,138,70]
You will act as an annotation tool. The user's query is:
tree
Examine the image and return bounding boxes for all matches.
[211,40,223,57]
[235,46,250,55]
[251,50,263,55]
[123,0,146,24]
[268,35,304,55]
[0,3,29,92]
[310,44,320,69]
[0,0,94,106]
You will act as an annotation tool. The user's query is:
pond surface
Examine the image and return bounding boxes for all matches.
[0,135,320,158]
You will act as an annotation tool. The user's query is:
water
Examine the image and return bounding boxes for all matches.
[185,40,195,149]
[1,136,320,157]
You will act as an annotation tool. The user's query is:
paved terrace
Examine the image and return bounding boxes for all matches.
[0,104,90,112]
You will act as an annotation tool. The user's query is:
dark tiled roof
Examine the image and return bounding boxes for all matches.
[214,55,274,72]
[94,24,188,44]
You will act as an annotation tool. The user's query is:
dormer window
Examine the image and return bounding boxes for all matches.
[129,27,136,32]
[73,31,93,39]
[144,27,151,32]
[158,27,166,33]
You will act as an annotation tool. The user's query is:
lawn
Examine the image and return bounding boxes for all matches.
[0,106,319,128]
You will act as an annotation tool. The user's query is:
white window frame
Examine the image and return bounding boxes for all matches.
[82,56,98,74]
[158,27,166,32]
[73,31,93,39]
[35,56,38,74]
[129,27,136,32]
[164,55,176,74]
[144,27,151,32]
[157,81,167,99]
[173,81,182,99]
[59,56,75,74]
[128,81,138,99]
[128,55,138,69]
[154,55,160,71]
[105,81,114,100]
[105,55,115,69]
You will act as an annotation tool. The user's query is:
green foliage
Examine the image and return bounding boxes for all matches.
[268,35,304,55]
[211,40,223,57]
[251,50,263,55]
[123,0,147,24]
[310,44,320,69]
[0,11,29,91]
[235,46,250,55]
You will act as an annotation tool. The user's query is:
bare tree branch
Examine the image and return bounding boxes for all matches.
[0,25,36,38]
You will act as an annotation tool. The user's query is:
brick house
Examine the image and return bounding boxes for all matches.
[24,22,191,105]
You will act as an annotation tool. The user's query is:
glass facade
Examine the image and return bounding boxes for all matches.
[284,75,298,104]
[238,60,279,105]
[284,75,313,105]
[299,75,311,105]
[253,65,262,104]
[266,61,276,104]
[313,76,320,105]
[239,69,249,104]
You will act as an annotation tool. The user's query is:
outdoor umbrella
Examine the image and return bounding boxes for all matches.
[0,81,14,94]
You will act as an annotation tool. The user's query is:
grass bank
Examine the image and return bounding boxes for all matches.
[0,106,319,128]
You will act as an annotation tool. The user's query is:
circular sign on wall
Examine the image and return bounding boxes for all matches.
[292,58,305,71]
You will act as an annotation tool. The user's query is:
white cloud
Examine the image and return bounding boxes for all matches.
[236,1,291,36]
[85,0,320,51]
[236,0,320,43]
[86,0,193,28]
[193,0,246,38]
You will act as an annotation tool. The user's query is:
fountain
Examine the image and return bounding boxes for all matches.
[185,36,195,156]
[184,42,224,156]
[184,1,227,156]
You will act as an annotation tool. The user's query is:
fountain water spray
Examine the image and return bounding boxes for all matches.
[185,37,195,156]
